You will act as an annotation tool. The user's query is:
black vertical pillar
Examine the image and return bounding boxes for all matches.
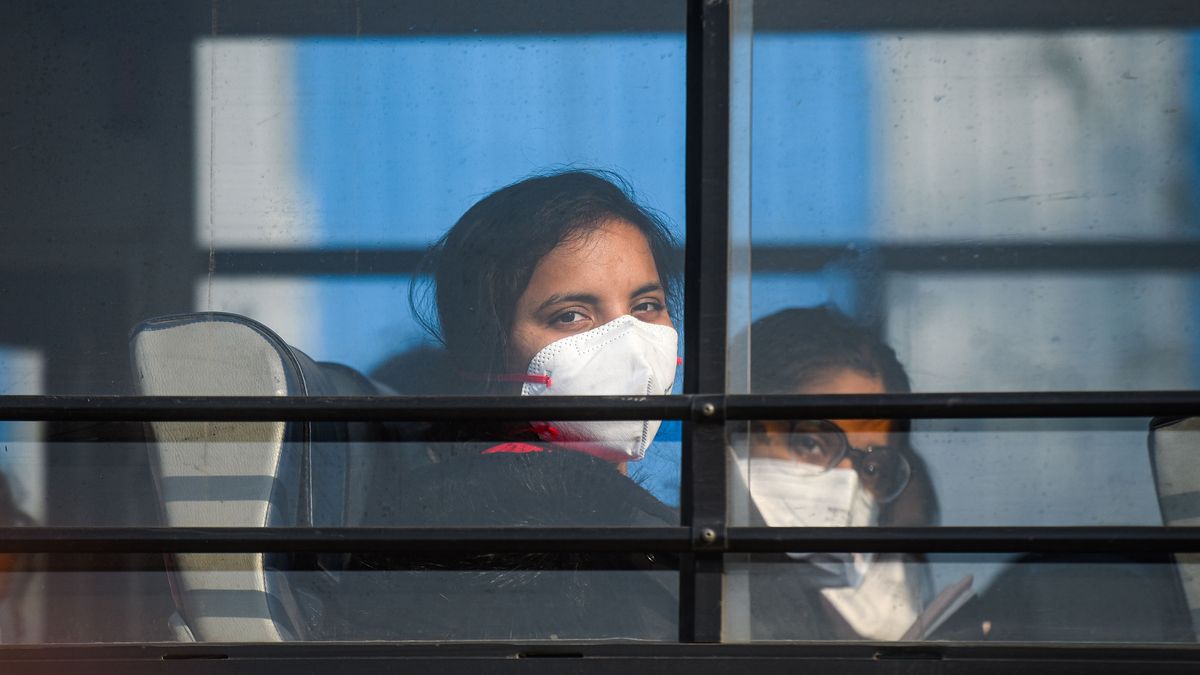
[681,0,730,644]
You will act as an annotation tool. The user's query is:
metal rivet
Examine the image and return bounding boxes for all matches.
[700,528,717,544]
[701,402,716,417]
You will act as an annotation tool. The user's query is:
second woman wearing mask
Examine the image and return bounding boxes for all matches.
[731,306,944,641]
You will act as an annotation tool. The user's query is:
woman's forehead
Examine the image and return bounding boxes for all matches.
[524,220,661,298]
[794,368,885,395]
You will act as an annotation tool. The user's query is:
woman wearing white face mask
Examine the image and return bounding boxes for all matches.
[351,170,682,641]
[732,306,943,641]
[408,169,682,464]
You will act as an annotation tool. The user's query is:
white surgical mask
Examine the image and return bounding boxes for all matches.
[521,315,678,462]
[734,456,922,640]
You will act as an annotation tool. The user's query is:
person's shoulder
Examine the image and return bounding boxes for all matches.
[385,447,677,527]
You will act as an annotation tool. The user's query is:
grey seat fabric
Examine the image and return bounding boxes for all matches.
[130,312,387,642]
[1151,416,1200,640]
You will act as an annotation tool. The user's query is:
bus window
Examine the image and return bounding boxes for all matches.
[728,9,1200,642]
[0,0,687,643]
[5,0,1200,660]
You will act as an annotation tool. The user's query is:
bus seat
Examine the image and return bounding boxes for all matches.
[129,312,389,642]
[1150,416,1200,641]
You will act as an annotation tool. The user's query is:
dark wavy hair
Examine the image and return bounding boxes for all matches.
[411,169,681,393]
[744,305,911,397]
[735,305,938,526]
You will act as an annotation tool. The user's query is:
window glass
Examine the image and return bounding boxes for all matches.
[1,0,685,643]
[727,554,1193,642]
[0,349,43,642]
[198,277,429,376]
[733,4,1200,644]
[200,37,685,249]
[726,421,1195,642]
[13,435,681,643]
[742,29,1200,391]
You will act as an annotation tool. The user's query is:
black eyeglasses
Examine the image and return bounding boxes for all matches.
[783,419,912,503]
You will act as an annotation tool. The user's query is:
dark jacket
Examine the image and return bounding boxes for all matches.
[334,448,679,641]
[931,552,1194,642]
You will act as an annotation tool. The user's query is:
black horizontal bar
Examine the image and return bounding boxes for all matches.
[755,0,1200,31]
[0,527,691,554]
[204,241,1200,277]
[728,527,1200,554]
[727,391,1200,420]
[6,526,1200,555]
[209,249,425,276]
[751,241,1200,274]
[1,391,1197,422]
[7,643,1200,673]
[0,395,690,422]
[210,0,683,36]
[194,0,1200,37]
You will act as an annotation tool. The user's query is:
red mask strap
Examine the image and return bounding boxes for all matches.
[494,373,552,387]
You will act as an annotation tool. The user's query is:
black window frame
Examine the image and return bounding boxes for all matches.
[5,0,1200,670]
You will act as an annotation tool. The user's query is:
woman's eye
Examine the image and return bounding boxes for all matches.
[552,311,586,325]
[632,300,664,314]
[791,434,836,464]
[792,435,824,457]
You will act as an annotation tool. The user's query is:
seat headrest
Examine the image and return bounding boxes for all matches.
[130,312,385,641]
[1149,416,1200,640]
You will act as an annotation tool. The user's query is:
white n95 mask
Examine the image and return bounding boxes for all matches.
[736,457,878,585]
[739,457,878,530]
[520,315,678,462]
[735,456,922,639]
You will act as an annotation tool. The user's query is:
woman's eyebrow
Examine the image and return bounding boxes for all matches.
[629,282,664,299]
[536,292,600,314]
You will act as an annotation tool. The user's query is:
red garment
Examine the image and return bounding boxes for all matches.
[481,442,545,455]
